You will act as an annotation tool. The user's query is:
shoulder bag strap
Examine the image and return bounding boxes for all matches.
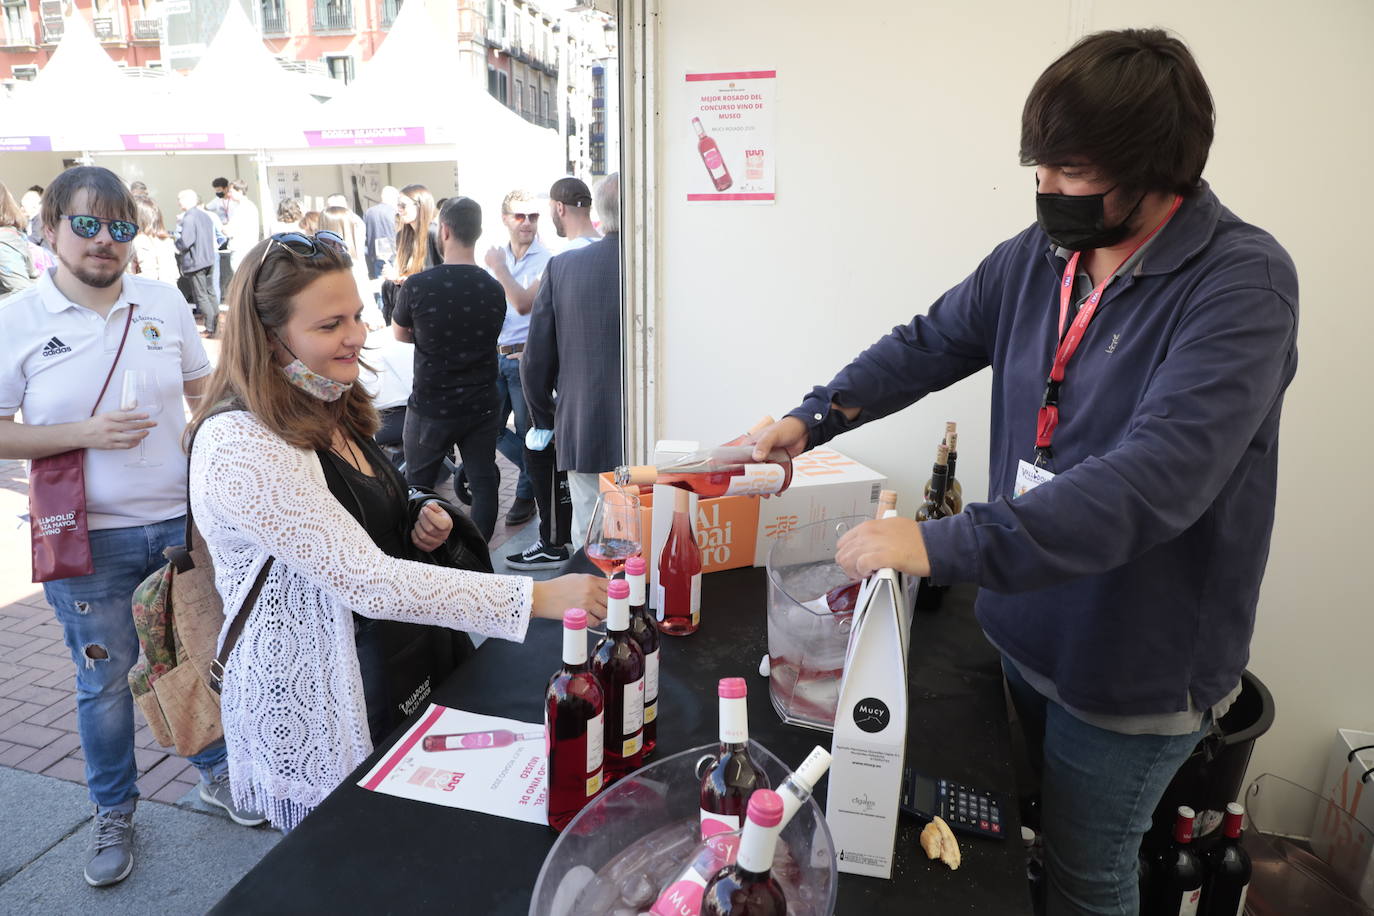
[209,556,273,694]
[90,303,137,418]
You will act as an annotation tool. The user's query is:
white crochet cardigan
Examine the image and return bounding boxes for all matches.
[190,410,533,830]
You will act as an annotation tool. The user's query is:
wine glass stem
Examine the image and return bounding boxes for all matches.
[138,438,147,464]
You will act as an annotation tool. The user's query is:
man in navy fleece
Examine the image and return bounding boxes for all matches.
[753,29,1297,916]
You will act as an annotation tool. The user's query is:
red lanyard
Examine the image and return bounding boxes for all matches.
[1034,195,1182,462]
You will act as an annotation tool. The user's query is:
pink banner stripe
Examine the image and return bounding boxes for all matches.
[687,193,776,201]
[363,704,447,791]
[686,70,776,82]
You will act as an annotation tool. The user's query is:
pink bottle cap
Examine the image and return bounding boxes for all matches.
[625,556,647,576]
[563,608,587,630]
[746,789,784,828]
[608,579,630,600]
[719,677,747,699]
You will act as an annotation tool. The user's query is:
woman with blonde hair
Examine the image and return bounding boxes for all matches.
[0,181,38,298]
[186,230,605,830]
[128,197,180,284]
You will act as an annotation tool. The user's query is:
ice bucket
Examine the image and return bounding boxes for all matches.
[529,741,838,916]
[764,516,870,732]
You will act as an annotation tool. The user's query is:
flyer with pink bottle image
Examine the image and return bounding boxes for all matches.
[685,69,777,204]
[357,704,549,825]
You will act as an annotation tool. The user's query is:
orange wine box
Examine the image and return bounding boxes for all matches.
[600,446,885,608]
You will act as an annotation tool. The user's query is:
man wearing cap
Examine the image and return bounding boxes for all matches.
[522,173,623,551]
[483,190,550,528]
[507,177,602,568]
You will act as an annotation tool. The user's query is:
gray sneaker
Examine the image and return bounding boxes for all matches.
[84,810,134,887]
[199,772,268,827]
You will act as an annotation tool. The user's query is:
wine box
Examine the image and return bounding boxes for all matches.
[826,567,909,879]
[601,446,886,608]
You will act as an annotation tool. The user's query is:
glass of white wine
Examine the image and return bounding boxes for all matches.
[121,369,163,468]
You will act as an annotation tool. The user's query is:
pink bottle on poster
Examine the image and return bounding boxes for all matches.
[693,117,733,191]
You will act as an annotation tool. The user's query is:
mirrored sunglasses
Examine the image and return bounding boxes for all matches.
[266,230,348,259]
[509,212,540,223]
[63,214,138,243]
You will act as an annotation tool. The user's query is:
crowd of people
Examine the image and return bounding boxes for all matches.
[0,163,623,884]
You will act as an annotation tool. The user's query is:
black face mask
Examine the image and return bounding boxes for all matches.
[1035,183,1146,251]
[215,190,226,198]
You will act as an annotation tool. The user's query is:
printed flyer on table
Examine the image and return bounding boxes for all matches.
[358,704,549,825]
[685,68,777,203]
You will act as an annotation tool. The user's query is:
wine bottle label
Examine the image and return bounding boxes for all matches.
[645,648,660,701]
[622,733,642,757]
[586,711,604,773]
[700,809,740,838]
[655,584,666,622]
[704,148,724,170]
[1233,885,1248,916]
[1176,888,1201,916]
[723,463,785,497]
[690,574,701,626]
[623,679,645,733]
[586,769,602,798]
[645,697,658,725]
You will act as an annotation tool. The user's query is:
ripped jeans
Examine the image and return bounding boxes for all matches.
[42,517,228,811]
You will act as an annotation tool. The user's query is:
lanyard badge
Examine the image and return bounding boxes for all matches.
[1033,195,1182,469]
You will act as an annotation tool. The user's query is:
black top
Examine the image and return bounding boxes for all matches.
[318,440,408,560]
[392,264,505,419]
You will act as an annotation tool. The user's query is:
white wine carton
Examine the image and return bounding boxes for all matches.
[754,447,885,568]
[826,566,909,879]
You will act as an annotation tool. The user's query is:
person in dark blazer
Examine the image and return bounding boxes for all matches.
[175,189,221,336]
[521,173,622,548]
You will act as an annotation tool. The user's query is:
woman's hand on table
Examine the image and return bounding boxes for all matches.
[410,501,453,553]
[531,575,609,625]
[835,517,931,581]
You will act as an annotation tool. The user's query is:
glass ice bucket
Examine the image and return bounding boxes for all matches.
[764,516,870,732]
[529,741,838,916]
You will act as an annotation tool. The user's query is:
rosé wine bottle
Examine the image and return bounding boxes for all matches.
[699,677,771,840]
[656,486,704,636]
[693,117,733,191]
[591,580,645,781]
[624,556,660,756]
[700,789,789,916]
[616,446,793,499]
[544,608,605,831]
[421,730,541,752]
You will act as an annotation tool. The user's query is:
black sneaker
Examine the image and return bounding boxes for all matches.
[505,496,537,526]
[505,540,571,569]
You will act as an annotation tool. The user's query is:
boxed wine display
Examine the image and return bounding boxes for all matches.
[602,445,885,610]
[826,566,910,879]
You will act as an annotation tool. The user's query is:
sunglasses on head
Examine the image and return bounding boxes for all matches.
[253,231,349,285]
[508,212,539,223]
[62,214,138,244]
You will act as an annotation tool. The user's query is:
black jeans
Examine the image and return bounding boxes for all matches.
[185,266,218,334]
[402,406,501,540]
[524,440,572,547]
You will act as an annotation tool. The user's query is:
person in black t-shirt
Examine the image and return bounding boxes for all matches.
[393,197,507,539]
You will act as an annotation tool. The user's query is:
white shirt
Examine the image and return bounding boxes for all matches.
[225,197,262,249]
[0,269,211,529]
[494,237,551,348]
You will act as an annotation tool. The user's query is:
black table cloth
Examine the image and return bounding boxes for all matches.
[212,567,1032,915]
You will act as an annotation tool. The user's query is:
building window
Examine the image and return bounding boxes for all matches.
[261,0,288,34]
[487,67,508,106]
[380,0,401,28]
[313,0,354,32]
[12,64,37,80]
[542,90,550,126]
[514,78,523,114]
[324,54,354,83]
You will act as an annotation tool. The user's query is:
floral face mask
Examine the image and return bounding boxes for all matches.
[277,338,353,402]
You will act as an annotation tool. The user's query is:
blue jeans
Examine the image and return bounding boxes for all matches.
[43,518,228,812]
[494,353,533,500]
[1002,658,1208,916]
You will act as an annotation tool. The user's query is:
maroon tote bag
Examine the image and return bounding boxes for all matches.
[29,305,137,583]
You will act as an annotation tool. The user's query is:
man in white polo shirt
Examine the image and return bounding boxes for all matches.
[0,167,263,889]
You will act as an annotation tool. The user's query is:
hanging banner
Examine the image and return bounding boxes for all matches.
[684,69,776,204]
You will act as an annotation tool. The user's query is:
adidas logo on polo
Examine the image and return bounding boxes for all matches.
[41,337,72,357]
